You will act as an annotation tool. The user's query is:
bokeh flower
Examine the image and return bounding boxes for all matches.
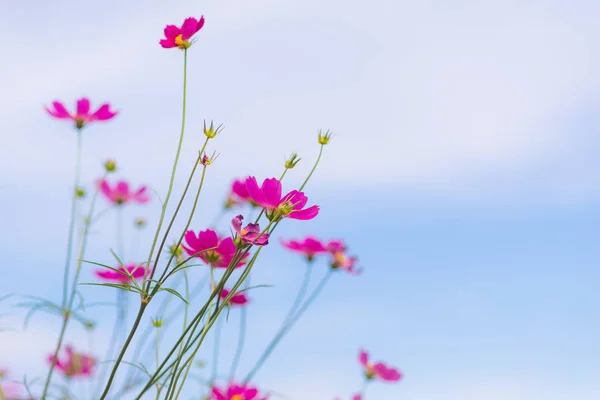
[93,264,149,284]
[334,395,361,400]
[45,97,117,129]
[232,215,270,246]
[220,288,249,306]
[183,229,247,268]
[358,349,402,382]
[211,383,268,400]
[160,16,205,49]
[99,179,150,205]
[48,346,96,378]
[245,177,319,221]
[0,368,22,400]
[280,237,328,261]
[225,178,257,209]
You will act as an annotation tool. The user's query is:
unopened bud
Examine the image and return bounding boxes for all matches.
[104,159,117,172]
[85,321,95,330]
[75,187,86,198]
[284,152,301,169]
[203,120,224,139]
[317,129,333,145]
[135,218,146,228]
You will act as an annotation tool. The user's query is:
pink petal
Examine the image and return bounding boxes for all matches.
[211,387,226,400]
[92,104,118,121]
[288,205,320,220]
[46,101,72,119]
[76,98,91,117]
[160,38,177,48]
[245,177,266,207]
[180,17,200,40]
[133,186,150,203]
[358,349,369,367]
[163,24,181,39]
[217,237,237,256]
[232,179,250,199]
[282,190,308,210]
[231,215,243,234]
[261,178,282,208]
[197,229,220,250]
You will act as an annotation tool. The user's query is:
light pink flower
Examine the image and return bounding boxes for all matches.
[183,229,247,268]
[330,251,361,275]
[358,349,402,382]
[99,179,150,205]
[93,264,149,284]
[211,383,269,400]
[232,215,270,246]
[280,236,328,260]
[48,346,96,378]
[45,98,117,128]
[245,177,319,221]
[220,288,249,306]
[160,16,205,49]
[334,395,362,400]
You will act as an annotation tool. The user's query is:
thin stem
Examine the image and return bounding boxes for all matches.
[298,144,324,191]
[41,168,103,400]
[284,260,313,324]
[93,290,124,396]
[98,51,191,399]
[359,379,369,396]
[98,303,147,400]
[62,130,82,308]
[155,325,161,398]
[242,269,333,385]
[143,48,189,287]
[117,206,125,261]
[210,315,224,384]
[228,276,250,381]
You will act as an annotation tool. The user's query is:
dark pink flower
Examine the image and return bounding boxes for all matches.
[232,215,269,246]
[183,229,247,268]
[211,383,269,400]
[48,346,96,378]
[358,349,402,382]
[245,177,319,221]
[220,288,249,306]
[160,16,205,49]
[45,98,117,129]
[93,264,149,284]
[280,236,328,260]
[99,179,150,205]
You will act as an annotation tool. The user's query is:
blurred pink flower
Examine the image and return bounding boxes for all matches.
[232,215,269,246]
[183,229,247,268]
[245,177,319,221]
[48,345,96,378]
[99,179,149,205]
[326,239,347,253]
[0,368,22,400]
[211,383,268,400]
[358,349,402,382]
[225,178,257,208]
[334,395,361,400]
[160,16,205,49]
[280,236,328,260]
[330,251,361,275]
[45,98,117,128]
[93,264,149,284]
[220,288,249,306]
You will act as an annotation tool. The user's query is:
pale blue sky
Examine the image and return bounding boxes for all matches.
[1,0,600,399]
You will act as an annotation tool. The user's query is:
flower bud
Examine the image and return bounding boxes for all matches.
[152,318,163,328]
[135,217,146,228]
[104,159,117,172]
[75,187,86,198]
[203,120,224,139]
[285,153,301,169]
[317,129,333,145]
[85,321,95,330]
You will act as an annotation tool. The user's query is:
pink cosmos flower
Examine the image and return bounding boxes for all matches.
[225,178,256,208]
[183,229,247,268]
[99,179,150,205]
[326,239,347,253]
[48,346,96,378]
[160,16,205,49]
[220,288,249,306]
[232,215,270,246]
[330,251,361,275]
[211,383,269,400]
[280,236,328,260]
[358,349,402,382]
[334,395,362,400]
[45,98,117,129]
[245,177,319,221]
[93,264,149,284]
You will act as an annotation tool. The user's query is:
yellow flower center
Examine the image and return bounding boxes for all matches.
[175,34,190,49]
[241,228,248,235]
[231,395,244,400]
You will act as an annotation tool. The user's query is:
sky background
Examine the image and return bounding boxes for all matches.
[1,0,600,399]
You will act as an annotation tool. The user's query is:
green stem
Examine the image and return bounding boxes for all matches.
[98,51,191,399]
[210,315,224,384]
[155,325,161,399]
[41,168,103,400]
[242,269,333,385]
[298,144,324,191]
[116,206,124,261]
[62,130,82,308]
[284,260,313,324]
[228,276,250,381]
[143,48,189,287]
